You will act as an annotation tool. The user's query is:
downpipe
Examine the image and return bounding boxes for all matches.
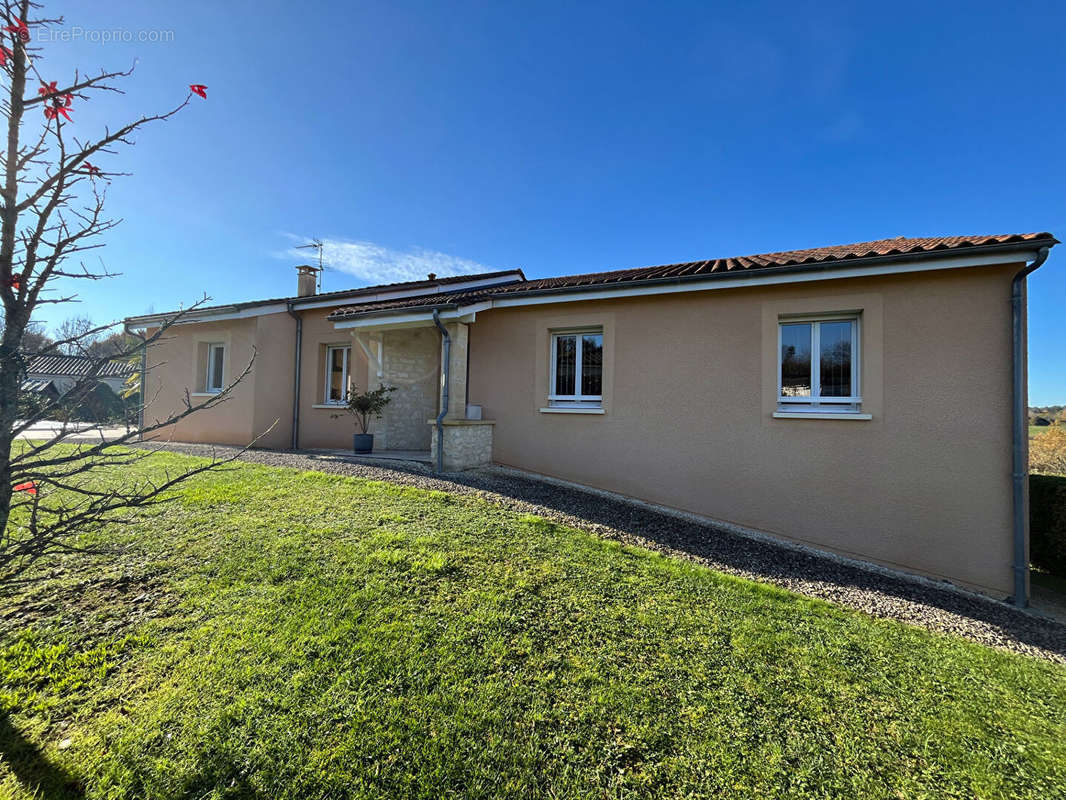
[286,303,303,450]
[1011,246,1050,607]
[432,309,450,473]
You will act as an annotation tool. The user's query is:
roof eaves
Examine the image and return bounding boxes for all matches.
[326,235,1056,320]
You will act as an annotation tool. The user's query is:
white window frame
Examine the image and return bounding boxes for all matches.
[205,343,225,394]
[324,345,351,405]
[549,328,603,408]
[777,313,861,412]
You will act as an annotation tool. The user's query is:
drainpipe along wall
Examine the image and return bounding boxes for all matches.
[432,309,450,473]
[1011,246,1050,607]
[286,303,302,450]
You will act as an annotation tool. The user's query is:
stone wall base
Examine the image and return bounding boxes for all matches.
[427,419,494,471]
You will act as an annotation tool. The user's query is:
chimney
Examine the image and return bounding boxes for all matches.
[296,264,318,297]
[427,273,437,281]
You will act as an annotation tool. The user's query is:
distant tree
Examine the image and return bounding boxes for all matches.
[0,315,50,353]
[85,329,135,358]
[19,321,52,353]
[52,315,132,357]
[52,314,96,354]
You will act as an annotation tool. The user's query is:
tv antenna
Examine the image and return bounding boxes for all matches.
[297,238,325,292]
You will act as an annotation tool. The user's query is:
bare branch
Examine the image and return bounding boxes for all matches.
[0,2,242,586]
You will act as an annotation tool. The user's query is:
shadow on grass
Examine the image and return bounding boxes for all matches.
[299,450,1066,662]
[0,714,83,798]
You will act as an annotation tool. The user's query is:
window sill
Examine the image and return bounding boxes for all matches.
[312,403,347,410]
[539,407,605,415]
[191,391,221,398]
[773,411,872,420]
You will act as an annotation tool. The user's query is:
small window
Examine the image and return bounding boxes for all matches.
[778,315,860,412]
[206,343,225,393]
[325,345,350,404]
[550,329,603,407]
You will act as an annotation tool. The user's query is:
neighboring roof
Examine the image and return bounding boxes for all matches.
[21,378,58,394]
[327,233,1058,320]
[123,269,527,326]
[25,354,136,378]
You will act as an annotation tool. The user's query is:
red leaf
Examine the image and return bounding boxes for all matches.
[0,46,12,66]
[4,17,29,43]
[13,481,37,496]
[189,84,207,99]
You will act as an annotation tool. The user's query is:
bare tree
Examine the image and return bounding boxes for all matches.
[52,313,95,354]
[0,0,258,585]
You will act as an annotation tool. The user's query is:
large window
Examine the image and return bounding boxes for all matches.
[778,315,860,412]
[550,329,603,407]
[205,343,225,394]
[325,345,351,404]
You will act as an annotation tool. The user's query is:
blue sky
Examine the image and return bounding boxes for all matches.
[29,0,1066,402]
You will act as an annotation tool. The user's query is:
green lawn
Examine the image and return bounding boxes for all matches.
[1,451,1065,799]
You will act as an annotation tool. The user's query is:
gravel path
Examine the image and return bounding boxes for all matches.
[142,442,1066,665]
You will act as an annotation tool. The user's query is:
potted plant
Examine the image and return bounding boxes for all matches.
[332,384,397,453]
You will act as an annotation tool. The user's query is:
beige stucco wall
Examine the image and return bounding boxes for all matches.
[295,310,369,449]
[467,263,1024,597]
[143,314,293,448]
[143,307,447,452]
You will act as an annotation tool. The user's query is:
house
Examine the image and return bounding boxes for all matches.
[124,232,1058,604]
[19,354,137,423]
[21,354,135,398]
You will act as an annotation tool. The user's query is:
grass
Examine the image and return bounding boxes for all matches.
[0,451,1065,799]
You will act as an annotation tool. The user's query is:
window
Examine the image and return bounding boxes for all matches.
[778,315,860,412]
[206,343,225,393]
[325,345,350,404]
[550,329,603,407]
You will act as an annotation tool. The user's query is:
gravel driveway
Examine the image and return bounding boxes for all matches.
[140,442,1066,665]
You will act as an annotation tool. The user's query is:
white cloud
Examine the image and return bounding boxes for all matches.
[281,234,494,286]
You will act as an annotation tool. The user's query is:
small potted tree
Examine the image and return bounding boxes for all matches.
[333,384,397,453]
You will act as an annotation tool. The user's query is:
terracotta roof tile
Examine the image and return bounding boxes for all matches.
[328,232,1056,320]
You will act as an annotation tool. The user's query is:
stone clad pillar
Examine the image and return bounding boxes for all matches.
[428,320,494,470]
[440,322,469,419]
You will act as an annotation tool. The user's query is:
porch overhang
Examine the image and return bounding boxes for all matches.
[330,301,491,332]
